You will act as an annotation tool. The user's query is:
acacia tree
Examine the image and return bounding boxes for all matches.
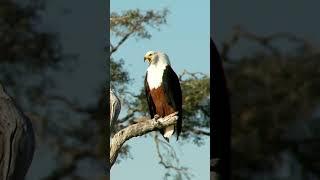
[109,8,210,180]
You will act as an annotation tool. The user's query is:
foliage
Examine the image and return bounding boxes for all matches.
[0,0,62,102]
[110,8,169,39]
[222,28,320,179]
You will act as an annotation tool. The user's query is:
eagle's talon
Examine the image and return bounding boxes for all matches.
[154,114,160,121]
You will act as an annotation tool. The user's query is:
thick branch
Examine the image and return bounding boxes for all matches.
[110,112,178,168]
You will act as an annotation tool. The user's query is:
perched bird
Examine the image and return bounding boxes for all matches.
[0,83,35,180]
[144,51,182,141]
[109,89,121,129]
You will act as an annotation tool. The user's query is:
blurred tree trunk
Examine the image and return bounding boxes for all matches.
[211,38,231,180]
[0,83,35,180]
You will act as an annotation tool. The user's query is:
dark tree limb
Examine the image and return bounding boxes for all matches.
[110,32,133,55]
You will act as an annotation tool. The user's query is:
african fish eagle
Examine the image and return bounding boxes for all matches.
[144,51,182,141]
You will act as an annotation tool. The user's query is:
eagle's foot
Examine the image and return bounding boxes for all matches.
[154,114,160,121]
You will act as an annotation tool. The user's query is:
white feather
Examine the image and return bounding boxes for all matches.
[157,118,174,138]
[146,52,171,89]
[164,126,174,138]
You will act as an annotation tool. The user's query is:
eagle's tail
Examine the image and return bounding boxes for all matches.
[163,125,174,138]
[159,125,174,142]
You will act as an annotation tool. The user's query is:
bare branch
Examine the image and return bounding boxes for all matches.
[154,134,185,171]
[179,69,208,81]
[110,9,169,55]
[110,32,133,55]
[190,128,210,136]
[110,112,179,168]
[221,25,315,61]
[153,133,192,179]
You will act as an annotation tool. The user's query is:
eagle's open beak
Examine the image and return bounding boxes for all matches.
[144,56,150,63]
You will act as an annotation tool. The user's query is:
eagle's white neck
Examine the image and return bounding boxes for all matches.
[147,53,170,89]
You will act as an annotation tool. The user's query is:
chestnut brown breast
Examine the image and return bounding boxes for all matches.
[149,85,176,117]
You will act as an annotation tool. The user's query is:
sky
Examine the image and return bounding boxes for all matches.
[111,0,210,180]
[111,0,210,92]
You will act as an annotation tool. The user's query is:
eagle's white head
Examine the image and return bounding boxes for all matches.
[144,51,171,66]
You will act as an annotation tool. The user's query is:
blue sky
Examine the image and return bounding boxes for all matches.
[111,0,210,91]
[111,0,210,180]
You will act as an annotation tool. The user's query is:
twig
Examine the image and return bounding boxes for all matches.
[154,134,185,171]
[221,25,314,61]
[190,128,210,136]
[153,133,192,180]
[179,69,208,81]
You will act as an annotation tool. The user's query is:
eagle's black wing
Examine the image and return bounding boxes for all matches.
[162,65,183,140]
[144,72,156,118]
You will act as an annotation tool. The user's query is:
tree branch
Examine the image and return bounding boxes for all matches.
[110,112,179,168]
[153,133,192,179]
[110,32,133,55]
[179,69,207,81]
[221,25,314,61]
[190,128,210,136]
[154,134,185,171]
